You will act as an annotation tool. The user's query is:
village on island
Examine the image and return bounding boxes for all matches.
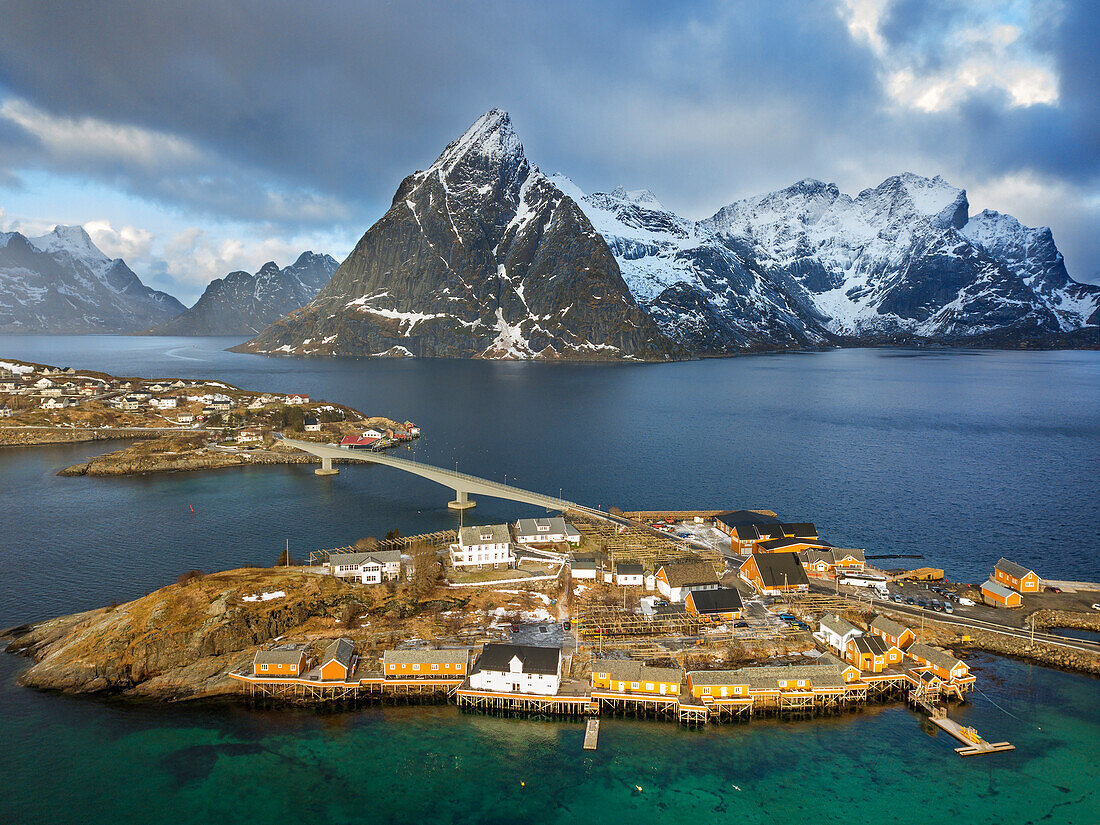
[4,356,1099,759]
[234,506,1098,758]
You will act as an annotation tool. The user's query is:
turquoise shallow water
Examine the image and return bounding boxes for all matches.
[0,338,1097,823]
[1,652,1097,825]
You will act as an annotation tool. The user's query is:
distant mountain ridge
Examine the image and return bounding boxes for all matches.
[558,174,1100,352]
[0,225,184,333]
[238,109,1097,359]
[146,252,337,336]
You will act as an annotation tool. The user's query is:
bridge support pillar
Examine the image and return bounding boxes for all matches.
[447,489,475,511]
[315,456,339,476]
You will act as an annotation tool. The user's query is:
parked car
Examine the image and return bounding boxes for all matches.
[931,599,941,611]
[959,597,976,606]
[906,596,916,605]
[893,594,904,603]
[1047,586,1063,593]
[942,603,954,614]
[779,613,797,621]
[917,598,928,608]
[562,621,572,631]
[734,621,749,628]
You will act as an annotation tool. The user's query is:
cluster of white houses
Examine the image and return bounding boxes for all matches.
[448,517,581,569]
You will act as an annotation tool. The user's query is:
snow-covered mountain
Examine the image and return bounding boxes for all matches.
[146,252,337,336]
[563,173,1099,351]
[238,110,677,360]
[0,225,184,333]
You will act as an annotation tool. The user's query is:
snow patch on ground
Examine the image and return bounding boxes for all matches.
[242,590,286,602]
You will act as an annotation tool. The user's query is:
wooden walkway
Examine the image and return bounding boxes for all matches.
[583,719,600,750]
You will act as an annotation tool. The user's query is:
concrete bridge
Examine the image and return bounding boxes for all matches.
[278,436,577,512]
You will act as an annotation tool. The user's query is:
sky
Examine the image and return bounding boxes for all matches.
[0,0,1096,304]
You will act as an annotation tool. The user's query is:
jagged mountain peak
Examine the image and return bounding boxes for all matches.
[429,108,524,179]
[256,261,282,276]
[29,224,109,263]
[608,186,665,211]
[858,173,968,229]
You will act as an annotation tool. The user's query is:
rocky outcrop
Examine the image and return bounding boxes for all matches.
[145,252,337,336]
[3,569,356,699]
[236,110,679,361]
[0,226,184,333]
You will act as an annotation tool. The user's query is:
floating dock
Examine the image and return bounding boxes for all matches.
[583,718,600,750]
[927,708,1015,756]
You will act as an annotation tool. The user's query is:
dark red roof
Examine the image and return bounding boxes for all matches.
[340,435,378,446]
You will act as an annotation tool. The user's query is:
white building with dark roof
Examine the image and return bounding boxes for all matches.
[328,549,403,584]
[514,517,581,546]
[469,644,562,695]
[450,524,515,569]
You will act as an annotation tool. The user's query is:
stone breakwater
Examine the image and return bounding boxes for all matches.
[0,426,168,447]
[57,447,339,477]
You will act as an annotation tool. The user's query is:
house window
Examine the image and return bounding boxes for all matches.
[431,664,439,671]
[261,663,268,671]
[631,682,639,690]
[389,664,395,671]
[702,687,711,695]
[645,683,654,691]
[413,664,420,671]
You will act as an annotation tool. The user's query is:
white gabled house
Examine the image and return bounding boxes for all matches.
[514,517,582,546]
[815,613,863,654]
[469,644,562,695]
[328,549,403,584]
[450,524,515,569]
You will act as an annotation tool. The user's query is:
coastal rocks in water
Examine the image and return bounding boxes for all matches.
[3,569,354,699]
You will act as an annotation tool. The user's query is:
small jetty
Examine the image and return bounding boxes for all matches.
[927,707,1015,756]
[583,718,600,750]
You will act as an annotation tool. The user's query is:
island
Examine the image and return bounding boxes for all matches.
[5,507,1098,758]
[0,357,418,476]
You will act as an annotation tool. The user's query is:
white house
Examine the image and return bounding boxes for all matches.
[570,556,599,580]
[360,427,384,439]
[614,563,645,586]
[285,393,310,405]
[469,644,562,695]
[815,613,863,654]
[151,396,178,409]
[304,416,321,432]
[176,413,194,425]
[655,561,720,603]
[236,428,263,443]
[450,524,515,569]
[41,396,77,410]
[247,397,266,410]
[514,517,582,546]
[328,549,403,584]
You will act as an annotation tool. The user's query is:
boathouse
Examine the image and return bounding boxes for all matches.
[319,638,356,681]
[383,649,470,678]
[685,670,751,701]
[908,643,973,684]
[981,579,1023,608]
[845,634,895,673]
[992,558,1040,593]
[252,644,307,677]
[684,587,744,621]
[469,644,562,695]
[590,660,683,696]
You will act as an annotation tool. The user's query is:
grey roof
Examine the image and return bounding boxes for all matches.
[514,517,578,538]
[817,652,859,673]
[687,587,743,614]
[994,558,1035,579]
[660,561,720,588]
[384,649,469,666]
[749,552,810,588]
[459,524,512,546]
[724,663,848,691]
[981,578,1018,599]
[833,548,866,563]
[592,659,683,684]
[571,559,598,571]
[615,563,644,576]
[473,643,561,676]
[851,634,889,655]
[908,642,965,672]
[329,549,402,567]
[686,669,750,687]
[323,637,355,669]
[870,616,912,639]
[253,644,307,665]
[819,613,859,638]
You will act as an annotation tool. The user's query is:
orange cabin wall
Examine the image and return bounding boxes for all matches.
[386,661,467,676]
[320,660,348,681]
[253,657,304,676]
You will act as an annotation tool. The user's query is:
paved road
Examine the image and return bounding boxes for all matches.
[825,585,1100,655]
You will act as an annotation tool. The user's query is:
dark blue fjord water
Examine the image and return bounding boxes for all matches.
[0,336,1097,824]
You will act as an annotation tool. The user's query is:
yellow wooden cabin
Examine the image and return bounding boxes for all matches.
[993,558,1040,593]
[685,670,751,701]
[319,637,355,681]
[252,644,307,677]
[383,649,469,677]
[591,660,683,696]
[981,579,1023,608]
[869,616,916,650]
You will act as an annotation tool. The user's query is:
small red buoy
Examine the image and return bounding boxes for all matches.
[189,504,194,513]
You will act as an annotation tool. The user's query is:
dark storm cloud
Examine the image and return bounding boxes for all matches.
[0,0,1096,276]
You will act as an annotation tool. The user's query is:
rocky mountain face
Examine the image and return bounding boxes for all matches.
[147,252,337,336]
[237,110,678,360]
[562,174,1099,352]
[0,225,184,333]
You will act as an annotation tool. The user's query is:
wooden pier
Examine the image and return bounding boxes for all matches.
[583,718,600,750]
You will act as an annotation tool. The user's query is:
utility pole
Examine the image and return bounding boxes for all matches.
[285,538,289,567]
